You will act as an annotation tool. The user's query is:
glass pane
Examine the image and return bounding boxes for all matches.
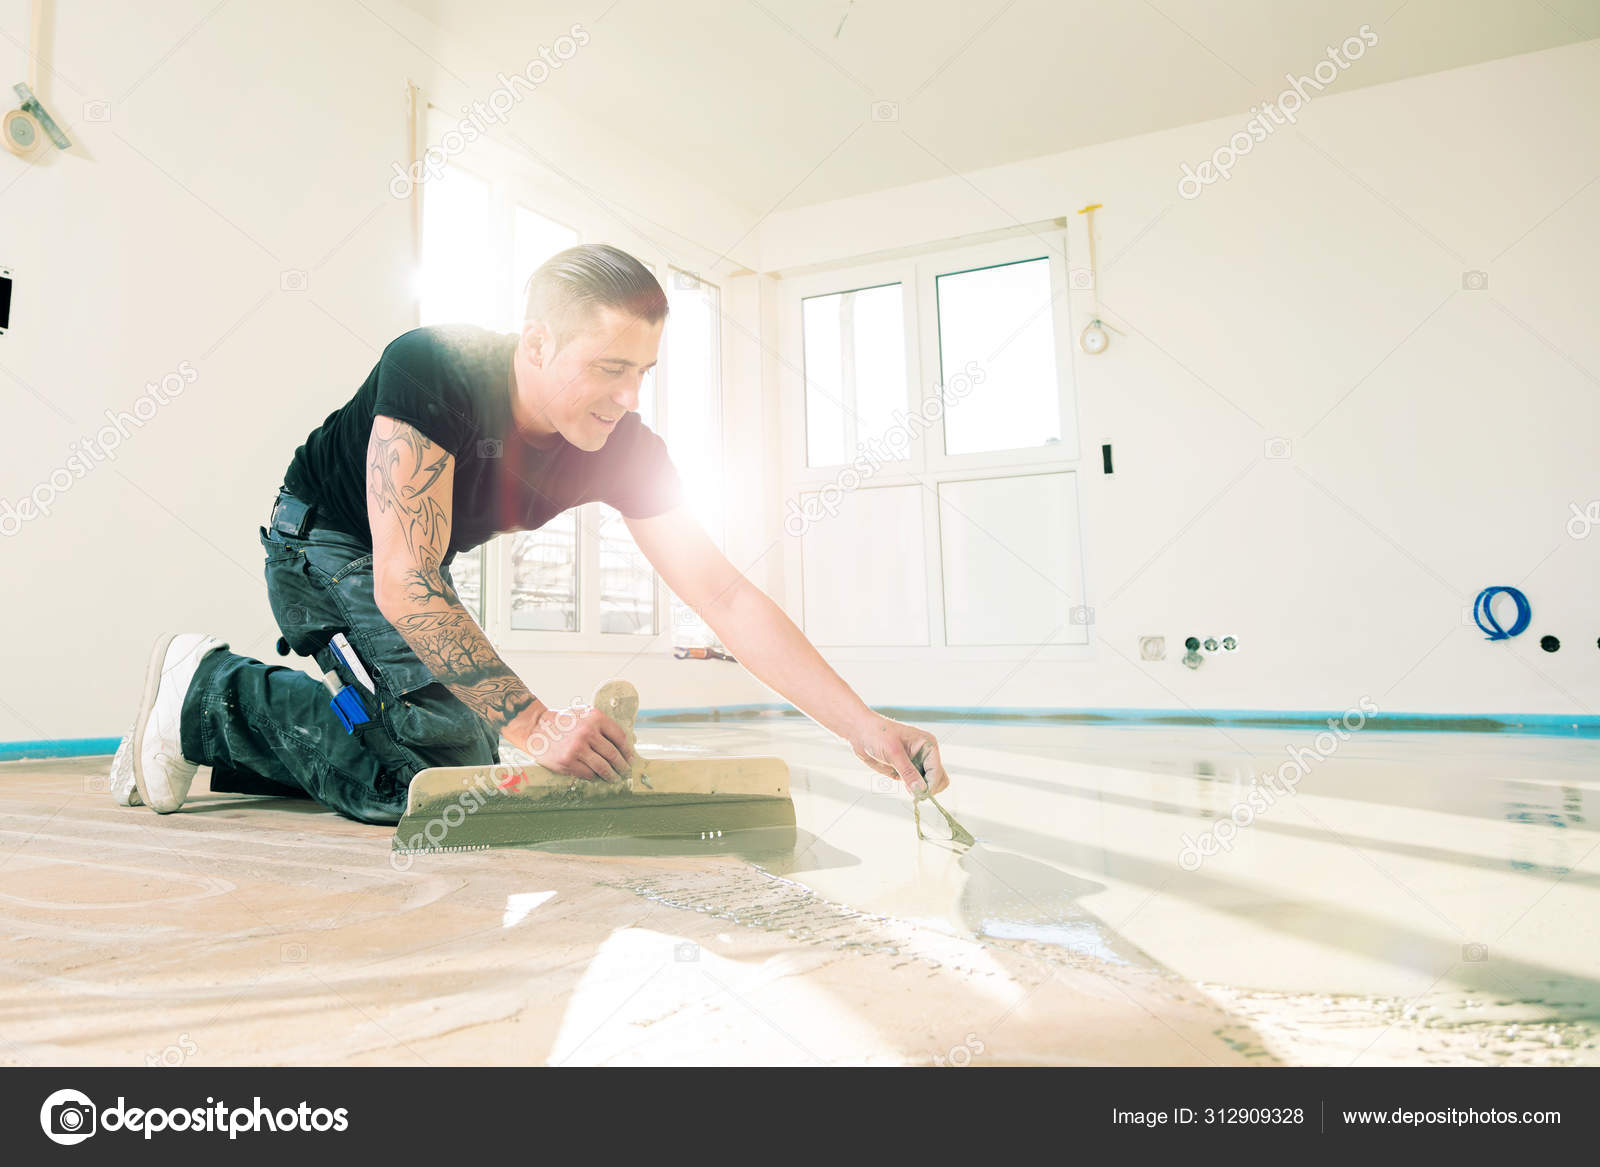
[665,271,722,646]
[665,270,722,542]
[419,166,494,327]
[511,206,579,328]
[939,473,1085,645]
[509,511,578,631]
[802,283,907,467]
[936,258,1061,456]
[597,506,656,635]
[447,546,484,624]
[800,484,928,646]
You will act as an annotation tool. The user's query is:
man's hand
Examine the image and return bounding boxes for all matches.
[848,714,949,797]
[521,702,634,784]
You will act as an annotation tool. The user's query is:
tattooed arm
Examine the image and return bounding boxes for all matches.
[365,414,631,781]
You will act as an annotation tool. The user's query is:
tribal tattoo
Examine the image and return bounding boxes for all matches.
[367,419,451,560]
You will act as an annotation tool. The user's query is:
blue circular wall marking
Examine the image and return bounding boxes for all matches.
[1473,586,1531,641]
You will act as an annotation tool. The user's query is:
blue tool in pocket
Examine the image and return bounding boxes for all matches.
[323,632,374,733]
[322,674,371,733]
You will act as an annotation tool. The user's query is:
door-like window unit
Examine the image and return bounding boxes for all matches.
[779,230,1087,658]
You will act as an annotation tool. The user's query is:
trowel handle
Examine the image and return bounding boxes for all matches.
[909,741,934,799]
[594,680,643,780]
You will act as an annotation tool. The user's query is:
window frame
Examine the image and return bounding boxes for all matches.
[786,262,921,479]
[776,228,1092,662]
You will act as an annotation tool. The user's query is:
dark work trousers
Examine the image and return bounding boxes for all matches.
[178,493,499,824]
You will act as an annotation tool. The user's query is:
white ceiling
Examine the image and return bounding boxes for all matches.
[399,0,1600,213]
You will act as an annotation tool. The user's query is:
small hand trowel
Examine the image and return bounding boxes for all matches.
[392,680,795,854]
[909,744,976,847]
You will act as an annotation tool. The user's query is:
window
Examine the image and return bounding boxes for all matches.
[419,166,494,330]
[779,231,1084,656]
[504,207,581,629]
[665,271,723,541]
[802,283,907,468]
[663,270,723,643]
[510,509,578,630]
[512,206,579,326]
[447,549,484,624]
[595,267,661,639]
[935,258,1061,456]
[598,507,654,634]
[415,119,719,652]
[418,163,494,622]
[420,174,582,626]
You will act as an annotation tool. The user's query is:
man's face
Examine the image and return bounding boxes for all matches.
[519,306,662,451]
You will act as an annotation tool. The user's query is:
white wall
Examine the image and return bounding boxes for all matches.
[3,11,1594,745]
[0,0,771,743]
[757,39,1600,718]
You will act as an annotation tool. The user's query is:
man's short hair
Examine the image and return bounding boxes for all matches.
[523,243,668,348]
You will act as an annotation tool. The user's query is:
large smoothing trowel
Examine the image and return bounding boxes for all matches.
[392,680,794,854]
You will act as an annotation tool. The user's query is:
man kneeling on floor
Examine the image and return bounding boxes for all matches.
[109,244,950,824]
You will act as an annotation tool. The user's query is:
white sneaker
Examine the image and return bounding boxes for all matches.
[108,728,143,806]
[118,633,228,813]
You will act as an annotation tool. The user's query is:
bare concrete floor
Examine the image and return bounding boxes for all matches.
[8,718,1591,1066]
[0,752,1258,1067]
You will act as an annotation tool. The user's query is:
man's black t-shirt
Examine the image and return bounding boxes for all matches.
[283,325,683,555]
